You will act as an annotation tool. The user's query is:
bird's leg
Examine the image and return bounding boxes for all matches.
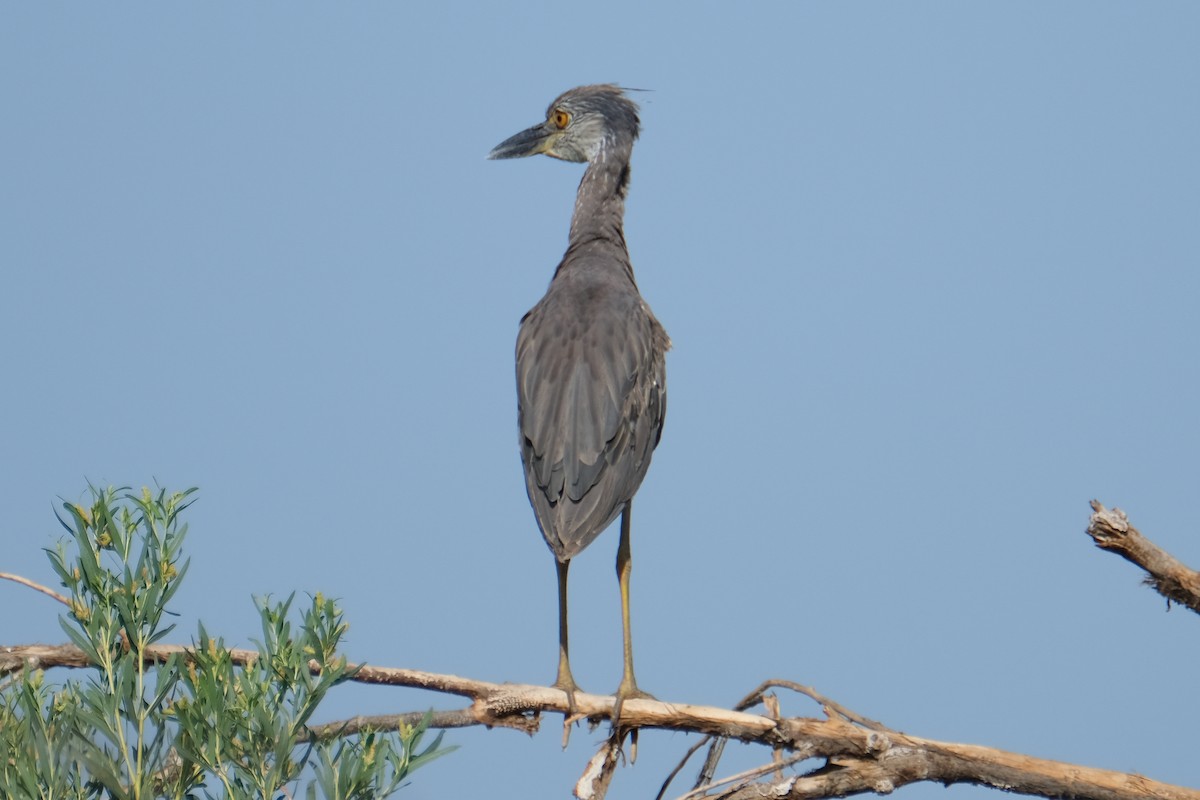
[613,503,654,733]
[554,558,580,714]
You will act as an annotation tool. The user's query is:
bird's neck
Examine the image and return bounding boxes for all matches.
[567,138,632,255]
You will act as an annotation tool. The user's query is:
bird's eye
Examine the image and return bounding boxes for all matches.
[552,110,571,129]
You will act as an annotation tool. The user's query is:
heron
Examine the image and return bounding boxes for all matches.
[489,85,669,719]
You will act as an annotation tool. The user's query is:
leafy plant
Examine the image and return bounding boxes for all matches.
[1,485,451,800]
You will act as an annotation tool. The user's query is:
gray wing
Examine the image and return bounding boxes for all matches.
[516,287,667,561]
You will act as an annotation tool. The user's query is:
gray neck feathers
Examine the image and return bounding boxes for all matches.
[567,135,633,255]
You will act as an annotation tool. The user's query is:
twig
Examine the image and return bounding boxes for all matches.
[0,572,70,607]
[765,693,784,781]
[735,678,892,732]
[301,709,481,740]
[655,737,713,800]
[696,736,727,792]
[668,677,893,800]
[677,752,809,800]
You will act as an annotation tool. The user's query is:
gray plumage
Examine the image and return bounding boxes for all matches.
[490,84,668,710]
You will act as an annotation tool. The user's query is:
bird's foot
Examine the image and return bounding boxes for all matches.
[553,674,583,714]
[612,682,654,725]
[611,682,655,762]
[553,676,585,748]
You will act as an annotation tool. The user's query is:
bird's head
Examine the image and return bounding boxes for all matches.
[488,84,640,164]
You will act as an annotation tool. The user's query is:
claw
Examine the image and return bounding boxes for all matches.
[554,676,583,748]
[611,682,655,741]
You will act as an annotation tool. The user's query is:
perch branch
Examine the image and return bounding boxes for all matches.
[1087,500,1200,614]
[2,641,1196,800]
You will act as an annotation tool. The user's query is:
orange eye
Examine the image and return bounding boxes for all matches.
[552,110,571,129]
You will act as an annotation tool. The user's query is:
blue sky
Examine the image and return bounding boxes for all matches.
[3,3,1198,798]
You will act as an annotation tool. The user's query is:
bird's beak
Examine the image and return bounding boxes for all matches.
[488,122,556,160]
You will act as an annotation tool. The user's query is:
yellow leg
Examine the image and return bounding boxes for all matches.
[554,558,580,711]
[613,502,653,726]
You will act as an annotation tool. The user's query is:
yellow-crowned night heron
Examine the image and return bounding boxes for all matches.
[490,85,669,717]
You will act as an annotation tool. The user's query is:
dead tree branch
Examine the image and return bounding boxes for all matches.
[5,501,1197,800]
[1087,500,1200,614]
[1,640,1195,800]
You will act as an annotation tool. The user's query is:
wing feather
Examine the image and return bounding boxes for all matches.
[517,277,667,560]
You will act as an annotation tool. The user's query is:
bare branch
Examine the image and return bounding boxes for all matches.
[680,752,808,800]
[717,733,1198,800]
[0,572,70,607]
[734,679,893,732]
[1087,500,1200,614]
[576,731,624,800]
[3,640,1196,800]
[302,710,481,740]
[0,642,497,699]
[656,737,713,800]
